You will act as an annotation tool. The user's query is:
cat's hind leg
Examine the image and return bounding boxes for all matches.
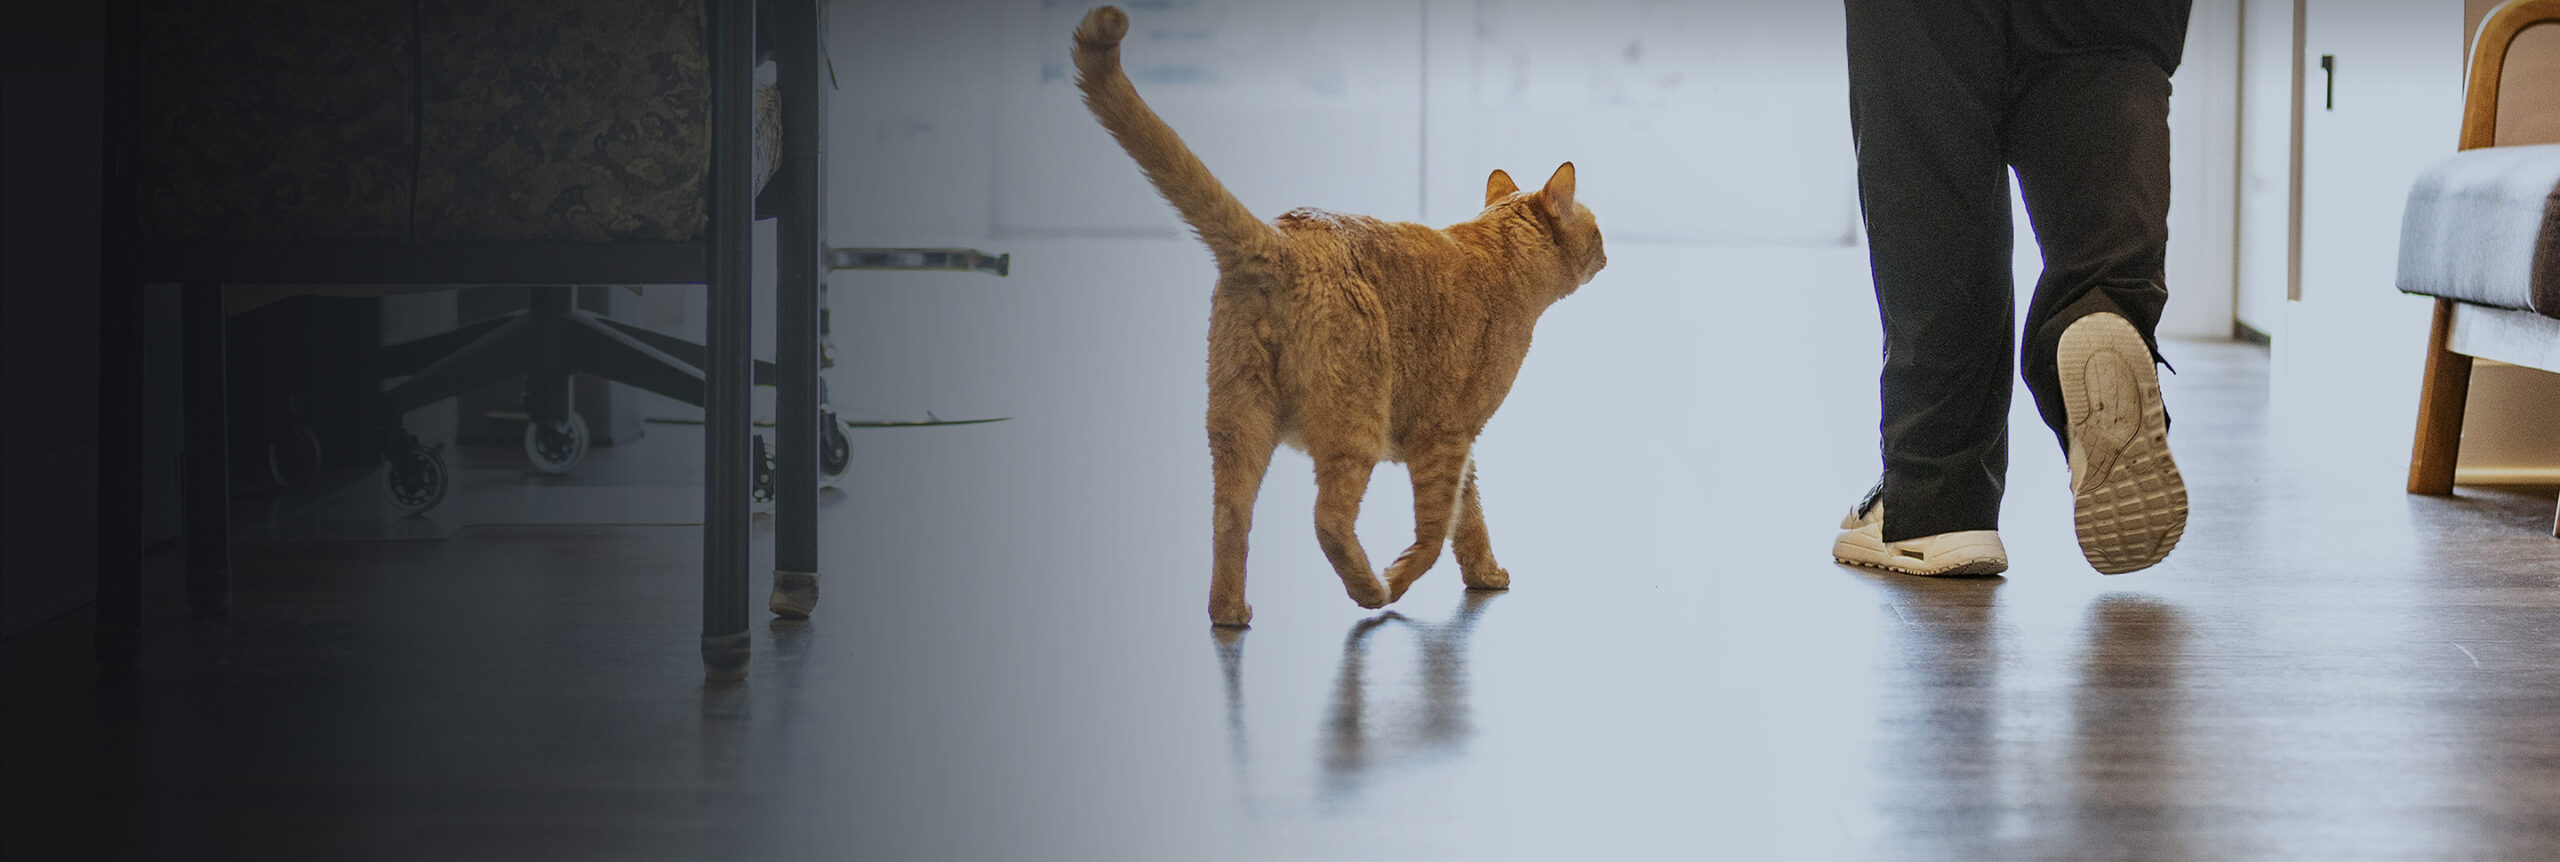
[1384,439,1470,603]
[1207,416,1276,627]
[1453,459,1509,591]
[1311,451,1391,609]
[1204,318,1280,627]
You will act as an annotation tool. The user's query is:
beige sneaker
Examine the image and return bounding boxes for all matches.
[1832,498,2009,577]
[2057,313,2187,574]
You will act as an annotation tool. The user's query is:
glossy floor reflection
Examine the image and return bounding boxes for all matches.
[6,242,2558,860]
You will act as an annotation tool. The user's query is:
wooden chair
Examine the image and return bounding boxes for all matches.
[2401,0,2560,537]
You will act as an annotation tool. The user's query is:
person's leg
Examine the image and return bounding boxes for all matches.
[2006,51,2173,449]
[2003,13,2192,572]
[1845,0,2015,542]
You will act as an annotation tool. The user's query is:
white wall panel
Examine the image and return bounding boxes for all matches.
[1423,0,1857,245]
[995,0,1427,237]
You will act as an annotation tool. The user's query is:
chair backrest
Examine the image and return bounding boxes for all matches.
[2464,0,2560,150]
[137,0,713,245]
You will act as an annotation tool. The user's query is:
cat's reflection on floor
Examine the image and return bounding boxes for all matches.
[1211,591,1502,808]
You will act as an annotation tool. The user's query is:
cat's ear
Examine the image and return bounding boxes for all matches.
[1538,162,1577,219]
[1485,169,1519,205]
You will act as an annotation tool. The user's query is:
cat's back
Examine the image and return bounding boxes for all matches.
[1270,207,1455,269]
[1272,206,1388,241]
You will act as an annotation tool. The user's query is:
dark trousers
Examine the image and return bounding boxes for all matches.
[1847,0,2192,541]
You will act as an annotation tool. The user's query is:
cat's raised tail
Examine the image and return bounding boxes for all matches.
[1074,6,1280,270]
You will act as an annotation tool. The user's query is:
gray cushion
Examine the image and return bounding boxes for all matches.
[2396,143,2560,319]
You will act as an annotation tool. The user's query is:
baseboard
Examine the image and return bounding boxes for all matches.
[2455,466,2560,486]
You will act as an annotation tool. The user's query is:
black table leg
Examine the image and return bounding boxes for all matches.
[181,285,232,618]
[96,0,143,675]
[768,0,824,621]
[703,0,757,680]
[95,274,144,676]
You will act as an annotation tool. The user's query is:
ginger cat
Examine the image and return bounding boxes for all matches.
[1073,6,1607,626]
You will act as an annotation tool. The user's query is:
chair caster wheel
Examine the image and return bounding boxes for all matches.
[819,413,851,488]
[524,413,590,475]
[750,433,777,512]
[384,438,449,516]
[268,417,323,490]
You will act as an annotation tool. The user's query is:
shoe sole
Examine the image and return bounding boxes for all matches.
[1832,532,2009,577]
[2059,314,2187,574]
[1833,555,2011,577]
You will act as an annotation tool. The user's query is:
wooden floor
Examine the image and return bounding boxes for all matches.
[5,243,2557,860]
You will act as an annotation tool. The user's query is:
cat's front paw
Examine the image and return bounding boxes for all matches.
[1209,599,1253,628]
[1462,567,1510,591]
[1343,575,1390,610]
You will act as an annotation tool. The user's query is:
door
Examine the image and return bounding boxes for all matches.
[2275,0,2461,465]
